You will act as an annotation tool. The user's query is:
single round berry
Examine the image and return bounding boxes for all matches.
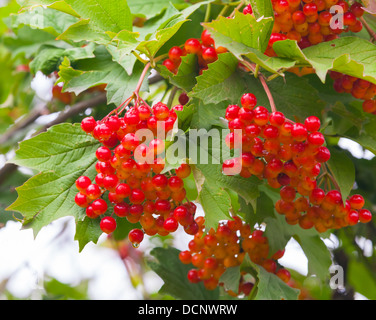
[81,117,97,133]
[128,228,144,246]
[241,93,257,109]
[75,176,91,192]
[163,217,179,232]
[100,216,117,234]
[184,38,202,54]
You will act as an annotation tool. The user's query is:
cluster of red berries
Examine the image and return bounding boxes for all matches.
[330,71,376,115]
[162,30,227,75]
[263,0,364,56]
[276,187,373,232]
[223,92,330,192]
[75,99,198,246]
[179,216,291,294]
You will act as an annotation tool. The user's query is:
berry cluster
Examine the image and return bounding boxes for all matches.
[267,0,364,55]
[179,216,291,293]
[75,99,198,246]
[276,188,372,232]
[162,30,227,75]
[330,71,376,115]
[223,92,330,192]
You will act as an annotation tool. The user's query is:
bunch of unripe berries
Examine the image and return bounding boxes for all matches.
[330,71,376,115]
[162,30,227,75]
[75,99,198,247]
[263,0,364,56]
[179,216,291,293]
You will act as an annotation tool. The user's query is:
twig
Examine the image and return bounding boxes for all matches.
[360,16,376,42]
[241,60,277,113]
[135,62,151,96]
[0,105,48,146]
[38,93,107,133]
[229,0,244,18]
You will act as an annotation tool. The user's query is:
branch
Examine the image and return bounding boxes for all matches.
[0,104,48,146]
[36,93,107,134]
[0,93,107,185]
[360,16,376,42]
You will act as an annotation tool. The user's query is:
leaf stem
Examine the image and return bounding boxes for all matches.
[132,51,149,65]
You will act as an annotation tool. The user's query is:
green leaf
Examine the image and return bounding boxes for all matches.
[136,17,187,59]
[196,163,261,208]
[8,7,79,36]
[75,217,103,251]
[159,54,199,92]
[241,254,300,300]
[198,180,232,232]
[127,0,186,19]
[64,0,133,32]
[191,52,245,104]
[58,54,146,106]
[29,44,96,75]
[326,147,356,203]
[148,247,219,300]
[17,0,79,17]
[274,37,376,83]
[189,99,228,130]
[219,266,241,293]
[6,124,101,248]
[294,234,332,281]
[249,0,274,20]
[202,10,273,53]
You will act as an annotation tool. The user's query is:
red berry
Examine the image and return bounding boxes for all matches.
[75,192,89,208]
[307,132,325,145]
[349,194,365,210]
[179,92,189,105]
[201,30,215,47]
[315,146,331,162]
[185,38,202,54]
[241,93,257,109]
[75,176,91,192]
[359,209,372,223]
[187,269,200,283]
[350,2,364,17]
[92,198,108,215]
[100,216,117,234]
[243,4,253,15]
[96,146,112,162]
[130,188,145,204]
[163,217,179,232]
[128,228,144,245]
[202,47,218,63]
[169,46,184,62]
[304,116,321,132]
[291,123,308,141]
[81,117,96,133]
[86,184,101,200]
[114,203,130,217]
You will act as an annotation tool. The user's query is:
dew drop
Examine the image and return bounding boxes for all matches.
[132,242,140,248]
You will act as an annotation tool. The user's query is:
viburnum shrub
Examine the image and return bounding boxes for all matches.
[4,0,376,301]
